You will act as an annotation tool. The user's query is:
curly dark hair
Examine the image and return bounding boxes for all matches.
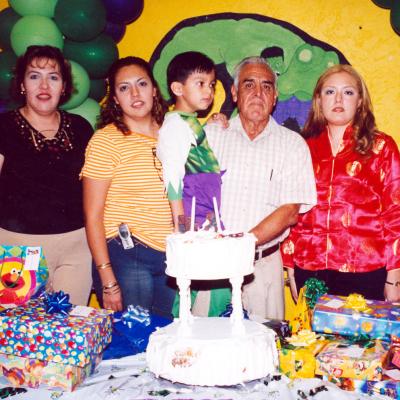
[98,57,167,135]
[302,64,377,155]
[12,45,73,106]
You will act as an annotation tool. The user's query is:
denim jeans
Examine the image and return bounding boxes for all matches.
[93,236,175,319]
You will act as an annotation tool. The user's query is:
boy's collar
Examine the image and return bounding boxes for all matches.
[167,110,197,117]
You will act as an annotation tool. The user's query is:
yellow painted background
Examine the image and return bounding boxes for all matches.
[120,0,400,141]
[1,0,399,316]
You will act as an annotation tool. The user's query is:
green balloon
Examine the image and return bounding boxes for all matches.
[0,8,20,50]
[68,97,100,129]
[89,79,107,102]
[391,1,400,35]
[60,61,90,110]
[54,0,106,42]
[63,34,119,79]
[0,51,18,100]
[9,0,58,18]
[10,15,63,56]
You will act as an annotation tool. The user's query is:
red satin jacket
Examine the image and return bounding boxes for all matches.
[282,126,400,272]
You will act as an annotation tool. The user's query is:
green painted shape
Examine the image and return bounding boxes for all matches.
[278,44,339,101]
[153,19,304,100]
[153,17,341,102]
[167,181,182,201]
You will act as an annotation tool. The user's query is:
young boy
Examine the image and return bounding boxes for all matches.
[157,51,229,317]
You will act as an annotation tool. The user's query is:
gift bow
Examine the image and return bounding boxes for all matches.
[122,305,151,328]
[44,291,72,316]
[286,329,318,347]
[343,293,371,312]
[304,278,328,309]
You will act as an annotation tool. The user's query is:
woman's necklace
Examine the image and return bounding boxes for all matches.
[15,109,74,158]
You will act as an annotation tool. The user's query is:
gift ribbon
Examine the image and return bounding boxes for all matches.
[343,293,371,312]
[286,329,318,347]
[122,305,151,328]
[44,291,72,316]
[304,278,328,309]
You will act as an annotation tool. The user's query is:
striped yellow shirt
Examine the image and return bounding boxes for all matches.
[81,124,173,251]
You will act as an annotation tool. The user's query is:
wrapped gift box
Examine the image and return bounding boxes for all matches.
[0,352,100,391]
[324,375,400,400]
[393,350,400,369]
[390,335,400,369]
[0,299,112,390]
[279,331,328,378]
[312,294,400,339]
[315,338,389,380]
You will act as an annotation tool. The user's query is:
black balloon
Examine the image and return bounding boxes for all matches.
[0,99,7,113]
[89,79,107,102]
[104,20,126,43]
[103,0,144,25]
[390,0,400,35]
[0,8,20,50]
[54,0,106,42]
[0,51,17,100]
[371,0,393,9]
[63,34,119,79]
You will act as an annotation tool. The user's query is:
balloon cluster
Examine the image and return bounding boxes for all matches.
[0,0,144,127]
[372,0,400,36]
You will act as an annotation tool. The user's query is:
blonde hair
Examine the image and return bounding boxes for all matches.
[302,64,377,155]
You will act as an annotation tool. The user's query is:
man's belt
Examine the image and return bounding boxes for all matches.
[254,243,280,261]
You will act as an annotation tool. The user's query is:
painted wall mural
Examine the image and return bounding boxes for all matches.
[149,13,349,132]
[118,0,400,143]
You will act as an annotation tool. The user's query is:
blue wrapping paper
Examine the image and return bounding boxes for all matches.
[103,306,171,360]
[312,294,400,339]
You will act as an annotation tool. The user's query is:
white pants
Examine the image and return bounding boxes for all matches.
[0,227,92,305]
[242,249,285,320]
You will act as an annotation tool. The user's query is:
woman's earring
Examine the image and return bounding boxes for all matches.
[20,89,25,95]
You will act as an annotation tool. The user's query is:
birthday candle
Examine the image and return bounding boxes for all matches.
[190,196,196,231]
[212,197,222,232]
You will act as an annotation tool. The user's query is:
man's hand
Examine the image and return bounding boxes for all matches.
[206,113,229,128]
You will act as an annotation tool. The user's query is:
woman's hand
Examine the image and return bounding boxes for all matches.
[384,269,400,302]
[287,267,298,303]
[207,113,229,128]
[103,287,123,311]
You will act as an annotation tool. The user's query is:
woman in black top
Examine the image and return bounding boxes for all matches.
[0,45,93,305]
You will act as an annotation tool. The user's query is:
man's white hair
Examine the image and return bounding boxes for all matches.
[232,56,277,90]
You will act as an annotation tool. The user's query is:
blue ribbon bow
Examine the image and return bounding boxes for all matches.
[122,305,151,328]
[44,291,73,316]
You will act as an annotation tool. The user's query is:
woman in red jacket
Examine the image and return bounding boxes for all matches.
[282,64,400,302]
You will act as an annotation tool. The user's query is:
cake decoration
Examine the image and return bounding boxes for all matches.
[146,197,279,385]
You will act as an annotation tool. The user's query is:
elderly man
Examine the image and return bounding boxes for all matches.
[205,56,316,320]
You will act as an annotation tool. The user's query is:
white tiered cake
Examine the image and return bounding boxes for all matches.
[146,201,278,386]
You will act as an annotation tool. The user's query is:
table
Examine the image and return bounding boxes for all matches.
[0,314,391,400]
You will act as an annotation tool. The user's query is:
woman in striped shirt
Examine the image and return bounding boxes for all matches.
[81,57,175,316]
